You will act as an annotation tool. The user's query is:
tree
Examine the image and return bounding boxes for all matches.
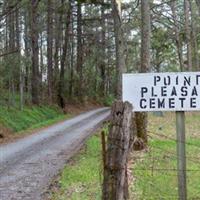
[23,9,31,98]
[1,0,199,114]
[58,1,71,108]
[15,3,23,110]
[54,0,63,94]
[135,0,151,147]
[190,1,199,71]
[111,0,126,100]
[47,0,53,102]
[30,0,40,105]
[76,2,83,100]
[100,0,106,97]
[7,0,16,107]
[170,0,184,71]
[184,0,192,71]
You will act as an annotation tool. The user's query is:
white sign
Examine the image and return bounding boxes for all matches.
[123,72,200,111]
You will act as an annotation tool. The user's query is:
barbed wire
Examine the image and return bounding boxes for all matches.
[132,123,200,199]
[133,168,200,172]
[148,130,200,149]
[146,140,200,164]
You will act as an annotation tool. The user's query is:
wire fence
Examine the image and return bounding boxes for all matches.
[131,113,200,200]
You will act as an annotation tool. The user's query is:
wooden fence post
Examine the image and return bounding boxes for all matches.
[102,101,133,200]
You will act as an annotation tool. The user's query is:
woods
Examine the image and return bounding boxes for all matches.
[0,0,200,109]
[1,0,200,199]
[0,0,200,155]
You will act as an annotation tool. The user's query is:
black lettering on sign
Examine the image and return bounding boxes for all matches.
[196,75,200,85]
[150,98,156,108]
[161,86,167,96]
[176,76,179,85]
[158,98,165,108]
[190,98,196,108]
[169,98,175,108]
[181,86,188,96]
[140,99,147,109]
[171,86,177,96]
[154,76,161,86]
[151,87,157,97]
[179,98,186,108]
[164,76,170,86]
[184,76,191,86]
[191,86,198,96]
[141,87,148,98]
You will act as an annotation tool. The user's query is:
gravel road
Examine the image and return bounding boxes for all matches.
[0,108,110,200]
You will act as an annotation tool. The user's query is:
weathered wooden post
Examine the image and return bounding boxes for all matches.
[102,101,133,200]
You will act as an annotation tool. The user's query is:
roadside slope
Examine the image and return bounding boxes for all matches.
[0,108,110,200]
[0,105,67,144]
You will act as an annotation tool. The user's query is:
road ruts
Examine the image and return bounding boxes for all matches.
[0,108,110,200]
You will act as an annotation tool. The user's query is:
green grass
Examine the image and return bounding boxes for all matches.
[131,112,200,200]
[0,105,68,132]
[49,112,200,200]
[131,140,200,200]
[51,134,103,200]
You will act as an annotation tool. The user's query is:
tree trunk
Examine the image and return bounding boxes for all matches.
[140,0,150,73]
[102,101,134,200]
[47,0,53,102]
[30,0,40,105]
[111,0,126,100]
[58,3,71,108]
[16,6,23,110]
[100,1,106,97]
[184,0,192,71]
[190,1,199,71]
[8,1,15,53]
[24,11,30,96]
[133,0,151,144]
[54,0,63,91]
[39,34,45,101]
[8,0,16,107]
[134,0,151,146]
[69,3,75,98]
[170,1,184,71]
[76,2,83,99]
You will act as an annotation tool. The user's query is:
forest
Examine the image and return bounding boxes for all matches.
[1,0,199,109]
[1,0,200,199]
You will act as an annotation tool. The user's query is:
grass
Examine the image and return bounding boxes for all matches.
[51,134,103,200]
[131,112,200,200]
[49,112,200,200]
[0,105,68,132]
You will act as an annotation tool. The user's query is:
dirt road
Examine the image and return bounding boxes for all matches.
[0,108,110,200]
